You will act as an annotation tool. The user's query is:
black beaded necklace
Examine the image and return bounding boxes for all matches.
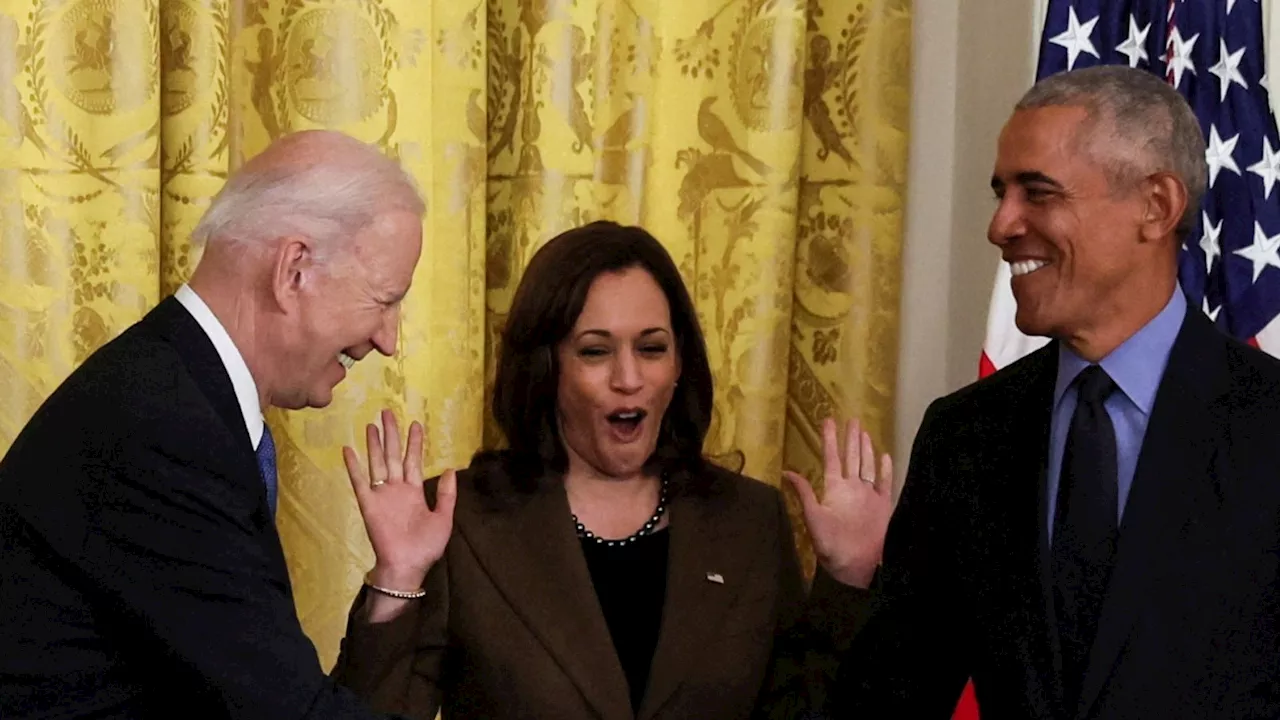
[572,476,670,547]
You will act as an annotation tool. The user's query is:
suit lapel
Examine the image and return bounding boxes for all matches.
[458,478,633,720]
[638,480,759,720]
[1003,347,1070,715]
[145,297,256,458]
[143,296,271,520]
[1075,312,1229,718]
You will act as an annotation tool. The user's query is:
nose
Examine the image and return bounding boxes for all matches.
[987,194,1027,248]
[609,350,643,394]
[371,306,400,356]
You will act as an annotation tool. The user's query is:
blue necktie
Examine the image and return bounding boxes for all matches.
[1052,365,1119,707]
[256,422,278,516]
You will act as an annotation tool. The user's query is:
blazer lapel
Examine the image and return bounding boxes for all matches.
[638,481,760,720]
[1075,312,1230,718]
[146,297,256,460]
[458,479,634,720]
[1004,347,1071,716]
[144,296,272,522]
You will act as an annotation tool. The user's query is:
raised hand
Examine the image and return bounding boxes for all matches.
[784,417,893,588]
[343,409,457,597]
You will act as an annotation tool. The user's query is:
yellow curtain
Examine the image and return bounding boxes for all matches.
[0,0,910,669]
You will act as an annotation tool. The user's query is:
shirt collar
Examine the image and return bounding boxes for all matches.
[1055,284,1187,415]
[174,284,264,448]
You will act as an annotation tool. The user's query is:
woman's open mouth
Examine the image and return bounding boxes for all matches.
[606,408,647,442]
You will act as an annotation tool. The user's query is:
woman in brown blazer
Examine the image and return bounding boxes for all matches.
[330,221,894,719]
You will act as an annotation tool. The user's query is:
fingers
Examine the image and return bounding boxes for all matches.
[366,410,427,488]
[859,426,876,485]
[844,418,861,483]
[405,421,425,486]
[784,471,821,519]
[343,446,370,505]
[878,452,894,498]
[381,410,404,484]
[365,422,387,487]
[434,468,459,519]
[822,418,842,482]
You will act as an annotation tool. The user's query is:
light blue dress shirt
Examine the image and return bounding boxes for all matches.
[1046,286,1187,545]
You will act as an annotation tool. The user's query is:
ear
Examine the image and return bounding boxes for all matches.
[269,235,313,311]
[1139,171,1189,244]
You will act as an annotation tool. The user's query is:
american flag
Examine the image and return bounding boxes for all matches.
[968,2,1276,717]
[979,0,1280,382]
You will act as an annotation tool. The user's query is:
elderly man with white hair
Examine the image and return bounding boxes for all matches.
[0,130,429,719]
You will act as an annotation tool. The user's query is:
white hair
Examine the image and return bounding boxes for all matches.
[191,132,425,264]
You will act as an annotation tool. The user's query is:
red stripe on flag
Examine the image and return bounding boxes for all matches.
[978,351,998,379]
[952,681,980,720]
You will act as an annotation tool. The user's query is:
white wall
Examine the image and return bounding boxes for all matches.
[893,1,1280,482]
[893,0,1040,480]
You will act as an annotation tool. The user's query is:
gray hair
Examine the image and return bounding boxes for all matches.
[1016,65,1207,240]
[191,131,426,265]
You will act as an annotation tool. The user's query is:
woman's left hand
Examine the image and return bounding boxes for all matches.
[785,417,894,589]
[343,409,456,595]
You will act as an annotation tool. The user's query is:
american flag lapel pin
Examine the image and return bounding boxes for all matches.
[706,572,724,584]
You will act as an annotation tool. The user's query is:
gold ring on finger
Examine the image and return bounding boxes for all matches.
[371,479,387,487]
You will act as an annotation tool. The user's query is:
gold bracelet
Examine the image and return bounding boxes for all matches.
[364,572,427,600]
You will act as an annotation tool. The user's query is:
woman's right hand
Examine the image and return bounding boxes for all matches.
[784,417,893,589]
[344,409,457,602]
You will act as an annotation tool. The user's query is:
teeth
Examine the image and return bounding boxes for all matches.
[337,352,356,369]
[613,411,641,420]
[1010,259,1049,277]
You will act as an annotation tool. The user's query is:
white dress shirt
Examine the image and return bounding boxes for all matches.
[174,284,265,450]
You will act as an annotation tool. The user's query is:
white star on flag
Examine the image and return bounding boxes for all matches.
[1115,15,1151,68]
[1248,137,1280,200]
[1116,15,1157,67]
[1049,6,1099,70]
[1235,222,1280,283]
[1203,295,1222,322]
[1205,125,1242,187]
[1165,28,1200,89]
[1208,39,1249,102]
[1200,212,1223,273]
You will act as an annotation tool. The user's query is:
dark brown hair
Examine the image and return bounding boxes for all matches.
[483,220,714,491]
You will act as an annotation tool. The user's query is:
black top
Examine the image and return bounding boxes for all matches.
[580,527,671,713]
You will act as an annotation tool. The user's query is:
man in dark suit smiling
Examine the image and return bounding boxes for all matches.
[832,65,1280,719]
[0,130,429,719]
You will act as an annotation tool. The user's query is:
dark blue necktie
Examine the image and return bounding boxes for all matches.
[257,422,278,516]
[1052,365,1119,708]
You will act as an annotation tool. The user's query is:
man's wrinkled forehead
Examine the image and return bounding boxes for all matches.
[992,106,1090,180]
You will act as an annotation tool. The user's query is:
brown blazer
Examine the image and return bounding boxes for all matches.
[332,458,865,720]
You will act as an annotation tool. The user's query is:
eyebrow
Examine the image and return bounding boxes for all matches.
[577,327,671,340]
[990,171,1064,191]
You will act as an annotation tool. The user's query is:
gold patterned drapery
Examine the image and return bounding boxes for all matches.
[0,0,911,668]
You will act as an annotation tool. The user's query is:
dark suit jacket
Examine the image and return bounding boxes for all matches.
[831,310,1280,719]
[331,458,869,720]
[0,297,396,719]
